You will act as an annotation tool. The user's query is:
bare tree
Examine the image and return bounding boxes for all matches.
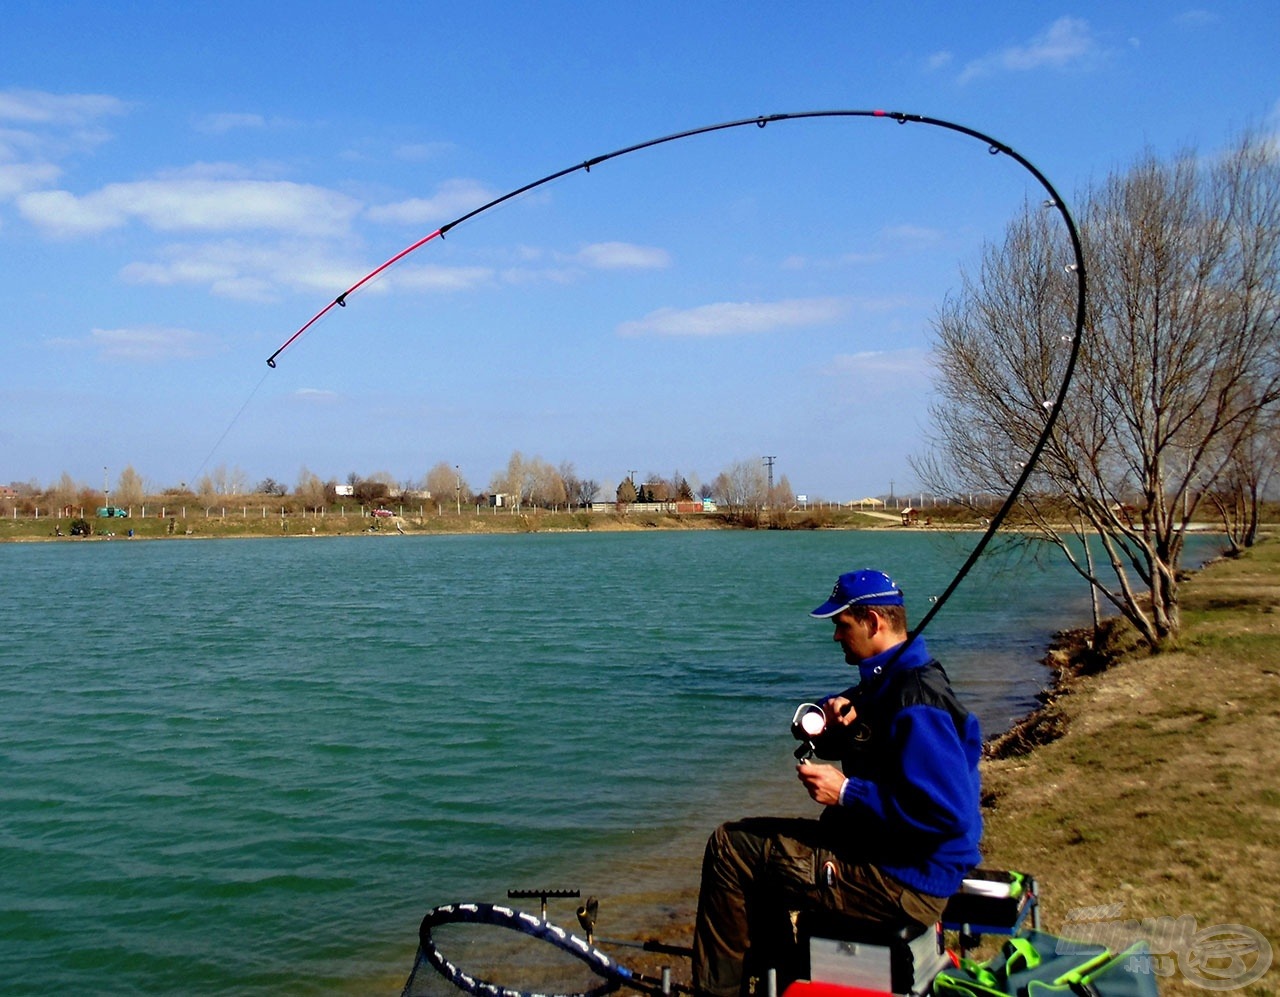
[296,466,327,511]
[355,471,396,507]
[574,478,601,507]
[557,462,578,507]
[773,473,796,509]
[226,465,248,495]
[200,464,248,498]
[51,472,81,514]
[490,451,527,510]
[491,451,563,509]
[1205,411,1279,552]
[528,457,566,508]
[716,458,769,513]
[115,466,145,507]
[256,477,288,496]
[917,132,1280,648]
[425,462,468,508]
[557,462,600,507]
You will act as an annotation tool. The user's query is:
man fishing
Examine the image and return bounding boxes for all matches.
[692,569,983,997]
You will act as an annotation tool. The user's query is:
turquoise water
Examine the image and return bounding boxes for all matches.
[0,530,1220,994]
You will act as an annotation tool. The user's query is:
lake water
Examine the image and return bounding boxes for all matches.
[0,530,1220,994]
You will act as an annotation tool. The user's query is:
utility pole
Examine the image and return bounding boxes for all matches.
[762,456,776,499]
[455,465,461,515]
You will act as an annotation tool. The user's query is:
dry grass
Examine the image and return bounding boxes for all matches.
[981,541,1280,995]
[0,507,900,542]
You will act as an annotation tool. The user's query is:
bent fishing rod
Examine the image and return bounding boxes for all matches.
[265,109,1087,637]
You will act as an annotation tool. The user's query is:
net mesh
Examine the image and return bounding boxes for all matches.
[402,908,624,997]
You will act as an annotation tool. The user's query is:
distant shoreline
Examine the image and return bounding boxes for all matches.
[1,509,986,544]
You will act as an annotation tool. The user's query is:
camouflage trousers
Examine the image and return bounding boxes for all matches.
[691,816,948,997]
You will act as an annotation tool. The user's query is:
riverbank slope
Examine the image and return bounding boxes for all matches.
[977,540,1278,995]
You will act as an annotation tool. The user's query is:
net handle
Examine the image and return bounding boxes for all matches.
[418,902,631,997]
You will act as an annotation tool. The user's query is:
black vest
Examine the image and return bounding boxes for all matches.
[815,660,969,783]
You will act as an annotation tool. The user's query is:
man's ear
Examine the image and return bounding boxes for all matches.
[865,608,883,634]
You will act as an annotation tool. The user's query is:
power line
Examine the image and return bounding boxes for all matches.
[762,456,776,495]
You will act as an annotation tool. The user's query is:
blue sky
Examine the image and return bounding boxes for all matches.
[2,2,1276,501]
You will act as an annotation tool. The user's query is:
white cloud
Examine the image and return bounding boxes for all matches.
[780,220,947,272]
[830,348,930,378]
[0,88,128,126]
[121,239,497,301]
[451,240,671,286]
[366,178,496,225]
[575,241,670,270]
[824,349,935,414]
[0,161,61,199]
[121,239,368,302]
[154,161,266,181]
[56,325,215,362]
[0,124,51,160]
[498,264,580,286]
[0,89,126,204]
[394,141,454,162]
[882,224,946,248]
[18,178,362,237]
[959,17,1100,83]
[391,263,495,292]
[618,297,849,337]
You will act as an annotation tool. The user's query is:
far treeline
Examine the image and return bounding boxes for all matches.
[9,454,808,523]
[7,133,1278,652]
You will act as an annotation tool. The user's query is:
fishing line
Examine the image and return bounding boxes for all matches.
[264,108,1087,638]
[189,366,272,486]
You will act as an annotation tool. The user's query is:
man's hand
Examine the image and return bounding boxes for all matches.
[823,696,857,726]
[796,760,846,806]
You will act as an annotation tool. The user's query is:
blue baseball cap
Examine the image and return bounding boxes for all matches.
[810,569,904,618]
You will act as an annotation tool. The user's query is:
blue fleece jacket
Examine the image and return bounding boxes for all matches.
[824,636,983,897]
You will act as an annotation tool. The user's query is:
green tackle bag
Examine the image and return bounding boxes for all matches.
[932,931,1158,997]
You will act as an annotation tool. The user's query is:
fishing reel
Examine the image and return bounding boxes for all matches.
[790,702,827,762]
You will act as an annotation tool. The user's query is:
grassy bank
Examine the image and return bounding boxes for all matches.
[978,541,1279,995]
[0,505,907,542]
